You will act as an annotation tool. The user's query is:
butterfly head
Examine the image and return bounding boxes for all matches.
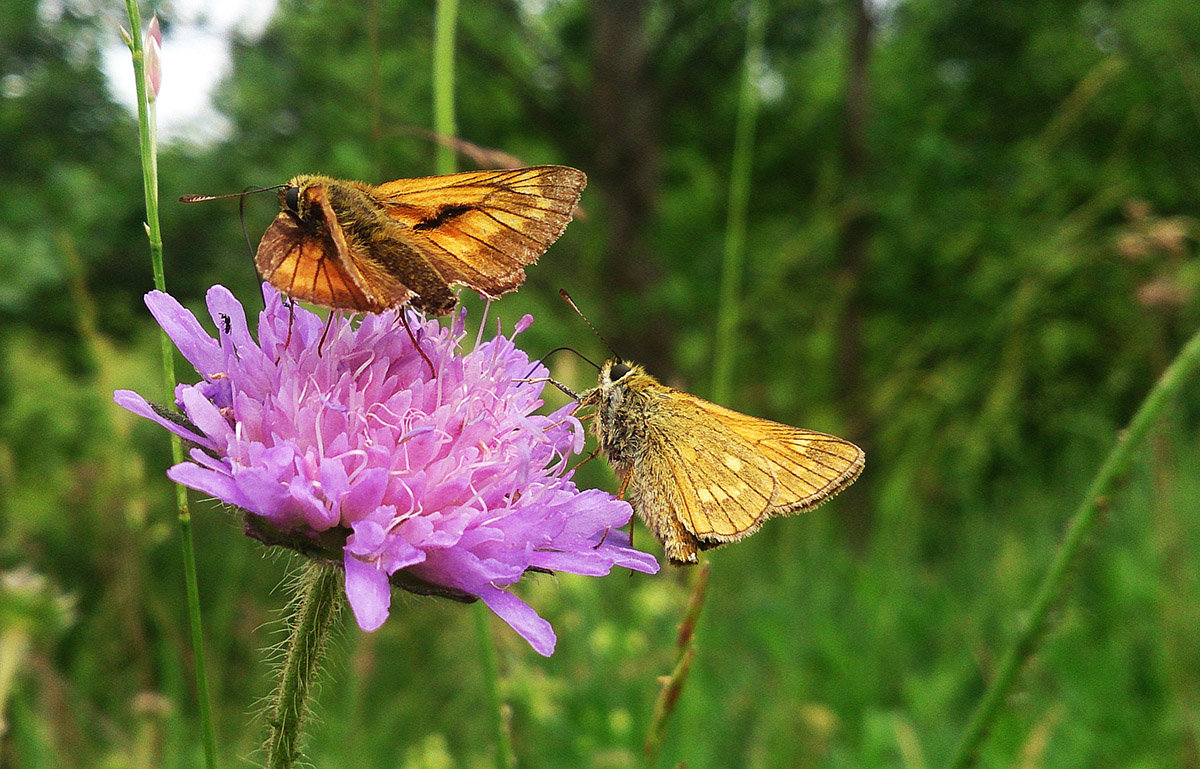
[601,360,634,387]
[594,359,661,426]
[599,360,657,400]
[282,183,300,215]
[279,175,324,222]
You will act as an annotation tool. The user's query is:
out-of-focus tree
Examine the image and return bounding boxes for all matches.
[0,0,144,339]
[162,0,1200,534]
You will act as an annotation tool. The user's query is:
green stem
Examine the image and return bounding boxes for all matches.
[474,603,516,769]
[122,4,217,768]
[944,323,1200,769]
[432,0,459,176]
[711,0,766,404]
[643,563,710,769]
[264,563,342,769]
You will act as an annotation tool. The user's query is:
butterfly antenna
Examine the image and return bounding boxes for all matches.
[235,186,261,260]
[525,346,601,376]
[178,184,286,204]
[521,346,600,399]
[559,289,618,359]
[181,184,285,303]
[179,184,285,255]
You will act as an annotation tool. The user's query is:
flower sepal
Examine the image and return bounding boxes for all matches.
[242,513,479,604]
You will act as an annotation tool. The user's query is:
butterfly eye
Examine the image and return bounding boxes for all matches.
[610,363,632,381]
[283,186,300,213]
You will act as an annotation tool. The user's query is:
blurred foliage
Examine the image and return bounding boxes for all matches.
[2,0,1200,767]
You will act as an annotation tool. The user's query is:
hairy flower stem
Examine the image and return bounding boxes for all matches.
[644,563,710,769]
[944,323,1200,769]
[122,3,216,767]
[264,563,342,769]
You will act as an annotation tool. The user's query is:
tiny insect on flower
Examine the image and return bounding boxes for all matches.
[115,284,658,655]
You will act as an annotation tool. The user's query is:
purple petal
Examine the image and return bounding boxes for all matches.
[605,547,661,574]
[476,585,556,657]
[527,549,619,575]
[144,291,223,376]
[344,554,391,632]
[168,462,250,509]
[113,389,212,447]
[340,467,389,524]
[179,387,234,446]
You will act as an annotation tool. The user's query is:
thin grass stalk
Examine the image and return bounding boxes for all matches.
[688,7,764,759]
[431,4,515,767]
[944,323,1200,769]
[433,0,459,176]
[712,0,767,404]
[263,563,342,769]
[473,600,517,769]
[121,4,217,767]
[643,563,710,769]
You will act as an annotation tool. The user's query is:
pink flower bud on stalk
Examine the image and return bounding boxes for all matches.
[145,15,162,101]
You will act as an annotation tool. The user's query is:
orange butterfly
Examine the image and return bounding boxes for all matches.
[244,166,586,314]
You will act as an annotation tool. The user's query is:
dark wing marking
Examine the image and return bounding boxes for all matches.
[371,166,586,298]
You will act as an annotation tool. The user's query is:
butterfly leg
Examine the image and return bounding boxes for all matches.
[614,467,640,556]
[277,300,297,362]
[616,466,633,500]
[396,310,436,377]
[569,443,603,474]
[317,312,336,356]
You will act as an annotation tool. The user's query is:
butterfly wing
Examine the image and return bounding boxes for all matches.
[256,183,414,312]
[643,391,864,544]
[369,166,586,297]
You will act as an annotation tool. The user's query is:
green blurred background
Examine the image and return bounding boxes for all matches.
[3,0,1200,766]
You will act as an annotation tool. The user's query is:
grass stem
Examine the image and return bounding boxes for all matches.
[122,3,217,766]
[712,0,766,404]
[944,323,1200,768]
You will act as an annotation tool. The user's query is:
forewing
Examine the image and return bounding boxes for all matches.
[255,185,413,312]
[631,393,774,541]
[690,398,865,515]
[370,166,586,297]
[642,393,864,542]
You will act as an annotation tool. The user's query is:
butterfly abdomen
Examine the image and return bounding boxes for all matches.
[368,231,456,315]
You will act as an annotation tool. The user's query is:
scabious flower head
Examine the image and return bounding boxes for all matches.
[116,285,658,655]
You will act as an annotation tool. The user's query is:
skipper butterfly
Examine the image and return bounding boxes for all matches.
[577,360,865,564]
[187,166,586,314]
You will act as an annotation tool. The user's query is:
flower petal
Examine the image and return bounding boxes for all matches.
[344,554,391,632]
[168,461,250,509]
[144,291,223,376]
[476,585,556,657]
[113,389,213,447]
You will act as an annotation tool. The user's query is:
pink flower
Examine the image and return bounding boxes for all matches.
[116,285,658,655]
